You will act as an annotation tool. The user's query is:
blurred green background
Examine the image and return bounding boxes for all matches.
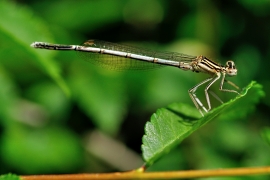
[0,0,270,177]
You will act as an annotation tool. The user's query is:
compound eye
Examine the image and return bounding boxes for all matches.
[226,60,235,69]
[226,60,237,76]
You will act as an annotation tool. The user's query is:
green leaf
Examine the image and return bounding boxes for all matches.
[261,127,270,146]
[33,0,124,31]
[0,0,70,96]
[0,174,19,180]
[68,67,126,135]
[1,126,83,174]
[0,65,18,126]
[142,81,264,166]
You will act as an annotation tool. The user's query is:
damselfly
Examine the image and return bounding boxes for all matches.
[31,40,240,116]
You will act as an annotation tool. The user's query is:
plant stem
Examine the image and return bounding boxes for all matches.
[21,166,270,179]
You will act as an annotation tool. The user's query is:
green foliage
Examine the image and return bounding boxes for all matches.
[0,174,19,180]
[68,69,126,134]
[0,0,69,96]
[261,127,270,145]
[1,126,83,174]
[142,82,264,166]
[0,0,269,175]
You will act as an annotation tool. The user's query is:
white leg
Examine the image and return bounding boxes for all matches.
[204,74,221,111]
[188,77,213,116]
[220,73,240,94]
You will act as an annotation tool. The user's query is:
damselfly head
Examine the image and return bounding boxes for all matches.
[225,60,237,76]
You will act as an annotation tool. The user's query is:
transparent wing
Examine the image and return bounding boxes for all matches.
[77,40,197,70]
